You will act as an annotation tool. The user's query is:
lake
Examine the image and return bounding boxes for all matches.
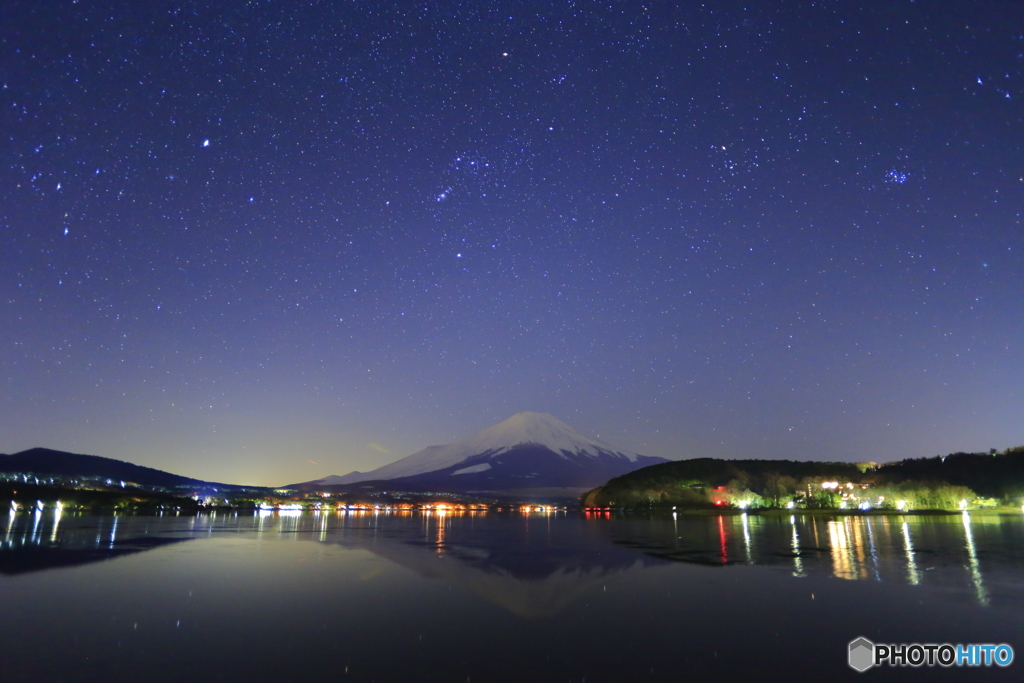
[2,509,1023,681]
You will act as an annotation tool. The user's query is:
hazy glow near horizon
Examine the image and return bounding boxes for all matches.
[1,1,1022,486]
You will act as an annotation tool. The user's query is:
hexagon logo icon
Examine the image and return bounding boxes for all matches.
[849,637,875,672]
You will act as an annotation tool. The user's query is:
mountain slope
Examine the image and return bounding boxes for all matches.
[0,448,235,489]
[288,412,668,492]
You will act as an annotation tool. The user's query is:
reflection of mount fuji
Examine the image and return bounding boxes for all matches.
[0,532,192,575]
[2,514,213,576]
[330,515,666,617]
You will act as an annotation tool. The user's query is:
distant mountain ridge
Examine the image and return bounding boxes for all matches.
[288,412,668,493]
[0,448,237,489]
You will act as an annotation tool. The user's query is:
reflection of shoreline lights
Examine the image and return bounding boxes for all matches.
[962,513,989,606]
[826,519,869,581]
[864,518,881,581]
[5,505,16,542]
[436,508,447,553]
[741,512,752,563]
[901,520,920,585]
[718,515,728,563]
[828,520,855,580]
[50,502,63,542]
[0,509,1006,608]
[31,506,43,542]
[790,515,805,577]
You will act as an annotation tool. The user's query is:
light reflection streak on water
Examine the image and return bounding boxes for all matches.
[110,515,119,547]
[741,512,751,564]
[854,519,869,578]
[282,510,301,539]
[864,518,881,581]
[790,515,804,577]
[961,513,989,606]
[6,508,16,545]
[828,520,855,580]
[834,518,871,581]
[900,520,920,585]
[50,506,63,543]
[717,515,728,563]
[31,506,43,543]
[436,509,447,554]
[257,508,270,540]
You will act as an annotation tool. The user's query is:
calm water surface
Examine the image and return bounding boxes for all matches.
[3,509,1023,682]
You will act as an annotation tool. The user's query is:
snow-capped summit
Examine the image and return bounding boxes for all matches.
[293,412,667,492]
[455,411,645,462]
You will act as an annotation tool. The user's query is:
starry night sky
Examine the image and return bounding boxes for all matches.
[2,1,1022,486]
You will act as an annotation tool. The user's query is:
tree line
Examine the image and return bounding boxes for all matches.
[582,447,1024,510]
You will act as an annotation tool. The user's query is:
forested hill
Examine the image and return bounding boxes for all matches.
[583,448,1024,508]
[876,447,1024,498]
[0,448,231,489]
[583,458,863,508]
[598,458,862,492]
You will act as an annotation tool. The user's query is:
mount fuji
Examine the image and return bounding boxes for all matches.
[287,412,668,494]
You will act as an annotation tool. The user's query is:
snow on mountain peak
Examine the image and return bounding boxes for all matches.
[471,412,628,458]
[321,412,642,485]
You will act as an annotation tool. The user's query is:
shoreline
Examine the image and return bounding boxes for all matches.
[587,506,1023,516]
